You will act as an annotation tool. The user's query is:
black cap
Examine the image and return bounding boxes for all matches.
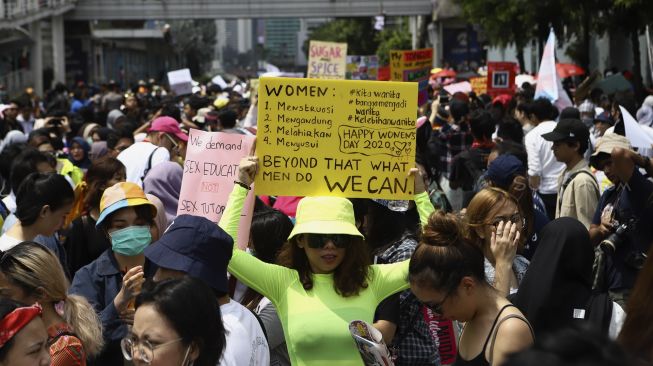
[542,118,590,142]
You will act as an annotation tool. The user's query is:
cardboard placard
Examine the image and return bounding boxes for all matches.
[167,68,193,96]
[307,41,347,79]
[470,76,488,95]
[390,48,433,105]
[346,55,379,80]
[255,77,417,199]
[177,130,256,249]
[486,62,517,98]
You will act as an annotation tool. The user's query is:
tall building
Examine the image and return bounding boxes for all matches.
[214,19,256,73]
[264,18,301,67]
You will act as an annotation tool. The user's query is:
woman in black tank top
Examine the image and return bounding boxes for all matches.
[409,211,535,366]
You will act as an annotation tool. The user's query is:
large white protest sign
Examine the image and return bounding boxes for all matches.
[620,106,653,149]
[167,68,193,96]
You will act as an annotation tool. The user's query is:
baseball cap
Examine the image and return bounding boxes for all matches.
[541,118,590,142]
[144,215,233,294]
[485,154,526,188]
[288,197,363,240]
[148,116,188,142]
[96,182,157,227]
[594,111,615,126]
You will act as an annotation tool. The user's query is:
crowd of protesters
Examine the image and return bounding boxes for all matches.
[0,67,651,366]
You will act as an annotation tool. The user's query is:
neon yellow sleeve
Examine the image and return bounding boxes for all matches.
[219,185,295,303]
[218,185,248,243]
[370,260,410,301]
[415,191,435,227]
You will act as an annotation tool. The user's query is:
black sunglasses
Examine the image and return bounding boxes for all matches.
[424,291,450,314]
[306,234,352,249]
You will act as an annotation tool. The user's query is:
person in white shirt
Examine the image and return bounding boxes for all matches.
[118,116,187,187]
[146,215,270,366]
[16,102,35,135]
[524,98,565,219]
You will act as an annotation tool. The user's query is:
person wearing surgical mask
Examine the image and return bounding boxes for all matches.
[70,182,157,366]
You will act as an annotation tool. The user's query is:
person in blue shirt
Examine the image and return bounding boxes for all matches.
[589,133,653,306]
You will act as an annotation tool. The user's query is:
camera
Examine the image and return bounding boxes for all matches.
[599,218,646,270]
[599,222,630,255]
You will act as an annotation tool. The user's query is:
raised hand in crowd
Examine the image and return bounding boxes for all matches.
[491,220,521,297]
[114,265,145,316]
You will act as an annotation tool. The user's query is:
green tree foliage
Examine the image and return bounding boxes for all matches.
[304,17,379,56]
[168,20,216,77]
[374,20,412,65]
[459,0,653,80]
[305,17,412,66]
[459,0,533,71]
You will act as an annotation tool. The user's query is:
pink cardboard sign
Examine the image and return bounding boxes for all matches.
[177,129,256,249]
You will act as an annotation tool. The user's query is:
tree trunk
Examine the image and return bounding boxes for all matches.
[517,47,526,73]
[537,22,547,58]
[581,5,591,72]
[631,29,644,100]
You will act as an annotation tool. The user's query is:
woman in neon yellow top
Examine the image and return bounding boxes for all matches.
[219,157,435,366]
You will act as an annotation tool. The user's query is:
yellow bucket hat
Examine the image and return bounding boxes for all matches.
[288,196,363,240]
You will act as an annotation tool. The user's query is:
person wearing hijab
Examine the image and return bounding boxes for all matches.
[106,109,126,130]
[146,193,168,242]
[143,161,183,225]
[0,130,27,153]
[79,122,99,144]
[512,217,625,339]
[68,137,91,171]
[636,104,653,127]
[89,141,109,161]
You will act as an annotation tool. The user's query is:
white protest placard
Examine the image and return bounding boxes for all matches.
[177,129,256,249]
[444,81,472,95]
[211,75,229,89]
[620,106,653,149]
[167,68,193,96]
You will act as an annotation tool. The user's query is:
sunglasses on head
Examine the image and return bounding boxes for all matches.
[306,234,352,249]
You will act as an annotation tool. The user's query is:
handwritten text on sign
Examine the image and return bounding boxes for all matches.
[255,77,417,199]
[177,129,255,249]
[390,48,433,106]
[307,41,347,79]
